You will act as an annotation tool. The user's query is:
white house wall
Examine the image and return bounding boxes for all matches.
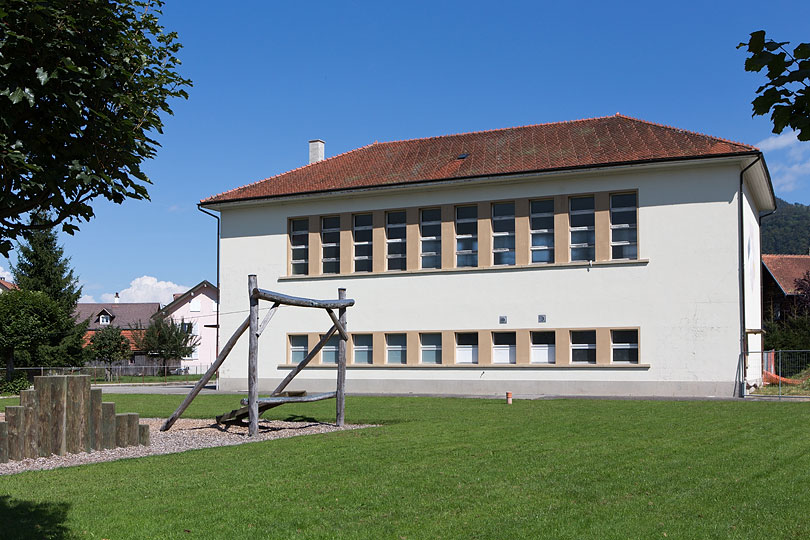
[216,161,753,397]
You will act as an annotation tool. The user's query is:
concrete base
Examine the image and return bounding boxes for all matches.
[218,377,739,399]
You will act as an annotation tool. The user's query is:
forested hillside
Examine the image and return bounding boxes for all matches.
[761,198,810,255]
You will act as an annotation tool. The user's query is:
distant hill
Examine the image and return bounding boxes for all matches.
[761,198,810,255]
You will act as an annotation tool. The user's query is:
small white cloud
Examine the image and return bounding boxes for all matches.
[0,265,11,281]
[771,159,810,193]
[757,130,801,152]
[79,294,97,303]
[101,276,189,305]
[167,204,181,212]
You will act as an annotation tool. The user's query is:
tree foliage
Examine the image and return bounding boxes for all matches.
[89,325,131,366]
[11,220,87,366]
[0,289,63,378]
[0,0,191,256]
[132,317,198,371]
[760,197,810,254]
[738,31,810,141]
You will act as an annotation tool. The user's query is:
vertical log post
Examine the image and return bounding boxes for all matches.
[89,389,103,451]
[101,402,116,450]
[138,424,150,446]
[336,288,347,427]
[115,414,128,448]
[126,413,140,447]
[248,274,259,437]
[20,390,38,459]
[6,406,23,461]
[0,422,7,463]
[34,376,52,457]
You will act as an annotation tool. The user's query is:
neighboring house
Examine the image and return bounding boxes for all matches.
[200,114,775,397]
[152,280,218,370]
[0,279,18,292]
[762,254,810,320]
[74,300,164,369]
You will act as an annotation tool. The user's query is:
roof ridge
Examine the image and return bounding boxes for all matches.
[614,114,758,151]
[372,114,621,146]
[200,143,378,203]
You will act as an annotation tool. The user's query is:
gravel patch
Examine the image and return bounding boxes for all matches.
[0,418,372,476]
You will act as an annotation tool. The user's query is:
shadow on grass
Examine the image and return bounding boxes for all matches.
[0,495,71,539]
[282,414,320,423]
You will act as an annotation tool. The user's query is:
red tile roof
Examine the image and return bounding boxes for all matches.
[0,279,18,291]
[202,114,758,205]
[82,329,145,351]
[762,254,810,295]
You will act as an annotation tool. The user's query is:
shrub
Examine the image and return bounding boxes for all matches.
[0,372,32,396]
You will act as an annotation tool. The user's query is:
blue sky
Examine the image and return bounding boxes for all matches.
[2,0,809,303]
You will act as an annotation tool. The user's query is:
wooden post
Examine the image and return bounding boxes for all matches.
[102,403,116,450]
[248,274,259,437]
[21,392,38,459]
[6,406,23,461]
[115,414,129,448]
[90,389,103,451]
[126,413,140,446]
[0,422,7,464]
[49,376,67,456]
[34,376,52,457]
[138,424,150,446]
[66,375,90,453]
[336,288,347,427]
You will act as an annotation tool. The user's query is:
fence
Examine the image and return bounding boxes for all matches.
[751,350,810,398]
[1,365,216,386]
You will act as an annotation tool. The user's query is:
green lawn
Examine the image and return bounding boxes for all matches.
[1,395,809,539]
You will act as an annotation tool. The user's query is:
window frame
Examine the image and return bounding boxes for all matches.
[386,210,407,271]
[491,202,516,266]
[529,199,555,265]
[289,335,309,365]
[569,196,595,262]
[610,192,638,261]
[530,331,556,364]
[455,205,478,268]
[492,331,517,364]
[419,208,442,269]
[420,333,442,365]
[385,333,408,364]
[570,330,597,364]
[611,329,639,364]
[289,217,310,276]
[353,213,373,273]
[320,334,340,365]
[352,334,373,365]
[321,216,341,274]
[455,332,479,364]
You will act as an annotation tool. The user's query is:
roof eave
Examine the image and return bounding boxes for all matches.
[200,151,761,211]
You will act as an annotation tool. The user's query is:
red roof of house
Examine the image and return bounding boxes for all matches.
[0,279,18,291]
[82,329,144,351]
[202,114,758,205]
[762,254,810,295]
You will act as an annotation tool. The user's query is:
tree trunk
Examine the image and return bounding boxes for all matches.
[5,349,14,381]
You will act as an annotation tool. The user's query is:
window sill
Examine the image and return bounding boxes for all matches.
[280,363,651,369]
[280,258,649,281]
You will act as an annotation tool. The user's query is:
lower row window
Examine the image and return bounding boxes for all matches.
[290,329,638,365]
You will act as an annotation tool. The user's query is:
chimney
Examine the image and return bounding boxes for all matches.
[309,139,325,164]
[114,292,120,304]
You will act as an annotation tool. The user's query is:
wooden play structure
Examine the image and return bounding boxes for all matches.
[0,375,149,463]
[162,275,354,437]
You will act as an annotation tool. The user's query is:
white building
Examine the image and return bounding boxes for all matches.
[201,114,774,397]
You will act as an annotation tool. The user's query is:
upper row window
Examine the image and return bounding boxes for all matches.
[292,192,636,275]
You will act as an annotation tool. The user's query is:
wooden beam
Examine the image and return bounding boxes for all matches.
[101,402,116,449]
[253,288,354,310]
[138,424,150,446]
[161,314,250,431]
[256,302,280,337]
[270,324,338,396]
[0,422,7,464]
[248,274,259,437]
[336,288,347,427]
[326,308,350,341]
